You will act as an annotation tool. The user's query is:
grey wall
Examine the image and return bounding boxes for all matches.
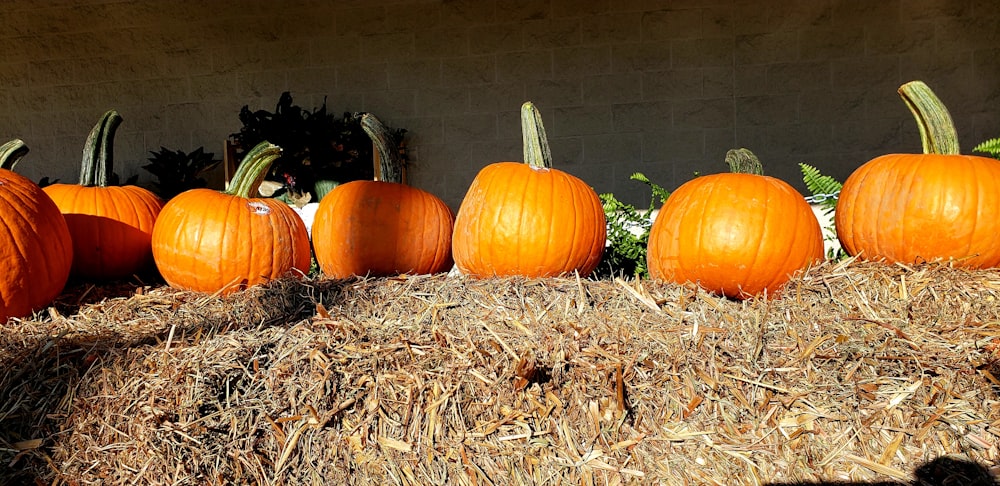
[1,0,997,209]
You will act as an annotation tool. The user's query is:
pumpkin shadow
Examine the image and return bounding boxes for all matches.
[0,276,348,483]
[764,456,999,486]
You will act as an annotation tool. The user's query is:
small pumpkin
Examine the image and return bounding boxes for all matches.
[151,141,311,294]
[647,149,824,299]
[836,81,1000,268]
[312,113,454,278]
[452,102,607,278]
[44,110,164,280]
[0,139,74,323]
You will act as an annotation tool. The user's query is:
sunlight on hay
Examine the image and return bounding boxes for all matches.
[1,259,999,485]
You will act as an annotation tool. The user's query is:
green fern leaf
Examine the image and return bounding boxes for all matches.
[799,163,842,209]
[630,172,671,208]
[973,137,1000,159]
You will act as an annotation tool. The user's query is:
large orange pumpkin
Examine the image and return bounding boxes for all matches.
[647,149,824,299]
[44,110,163,280]
[452,102,606,278]
[0,139,74,323]
[836,81,1000,268]
[312,113,454,278]
[151,141,311,295]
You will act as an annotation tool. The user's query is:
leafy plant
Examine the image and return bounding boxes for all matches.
[597,172,671,279]
[142,147,220,200]
[799,162,845,261]
[974,137,1000,159]
[231,91,407,204]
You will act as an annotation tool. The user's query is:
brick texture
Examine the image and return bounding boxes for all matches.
[0,0,997,209]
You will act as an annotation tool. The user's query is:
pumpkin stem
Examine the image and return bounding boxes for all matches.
[521,101,553,169]
[725,148,764,175]
[225,141,283,198]
[361,113,404,184]
[898,80,960,155]
[80,110,123,187]
[0,139,29,171]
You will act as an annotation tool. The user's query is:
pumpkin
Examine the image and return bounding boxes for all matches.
[43,110,164,280]
[647,148,824,299]
[312,113,454,278]
[0,139,74,323]
[151,141,311,294]
[836,81,1000,268]
[452,102,606,278]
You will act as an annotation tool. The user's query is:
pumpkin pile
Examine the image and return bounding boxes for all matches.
[1,80,997,324]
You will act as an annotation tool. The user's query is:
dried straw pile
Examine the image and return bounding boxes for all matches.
[1,259,998,485]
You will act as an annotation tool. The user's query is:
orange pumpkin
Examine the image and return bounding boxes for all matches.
[44,110,163,280]
[312,113,454,278]
[647,149,824,299]
[836,81,1000,268]
[452,102,606,278]
[0,139,74,323]
[151,141,311,294]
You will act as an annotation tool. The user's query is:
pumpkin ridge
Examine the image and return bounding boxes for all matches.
[965,158,983,260]
[562,176,580,274]
[740,177,771,296]
[0,192,32,278]
[211,193,234,289]
[900,156,928,261]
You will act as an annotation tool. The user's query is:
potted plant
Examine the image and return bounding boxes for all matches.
[229,91,407,207]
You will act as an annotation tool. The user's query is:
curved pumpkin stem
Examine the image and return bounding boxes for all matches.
[361,113,404,184]
[725,148,764,175]
[225,141,283,198]
[0,139,29,171]
[898,80,960,155]
[80,110,124,187]
[521,101,553,169]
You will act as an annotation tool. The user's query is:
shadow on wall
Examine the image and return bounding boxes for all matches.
[767,456,999,486]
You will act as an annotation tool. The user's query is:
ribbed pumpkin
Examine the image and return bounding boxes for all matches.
[151,141,311,294]
[452,102,606,278]
[0,139,74,323]
[836,81,1000,268]
[43,110,163,280]
[647,149,824,300]
[312,113,454,278]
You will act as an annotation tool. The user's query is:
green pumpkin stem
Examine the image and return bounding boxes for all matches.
[361,113,403,184]
[898,80,960,155]
[0,139,29,171]
[725,148,764,175]
[80,110,123,187]
[521,101,553,169]
[225,141,283,198]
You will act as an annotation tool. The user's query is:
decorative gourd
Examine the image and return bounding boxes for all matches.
[151,141,311,294]
[0,139,74,323]
[43,110,164,280]
[647,149,824,299]
[836,81,1000,268]
[312,113,454,278]
[452,102,607,278]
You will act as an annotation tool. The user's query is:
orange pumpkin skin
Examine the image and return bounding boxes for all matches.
[151,189,311,295]
[44,184,163,280]
[647,173,824,299]
[452,162,607,278]
[836,153,1000,268]
[0,169,73,322]
[313,180,454,278]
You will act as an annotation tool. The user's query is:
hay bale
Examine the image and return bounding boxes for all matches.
[1,260,998,484]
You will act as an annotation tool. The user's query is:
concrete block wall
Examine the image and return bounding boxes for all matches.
[0,0,996,209]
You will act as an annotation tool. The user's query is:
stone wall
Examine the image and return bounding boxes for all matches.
[0,0,997,208]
